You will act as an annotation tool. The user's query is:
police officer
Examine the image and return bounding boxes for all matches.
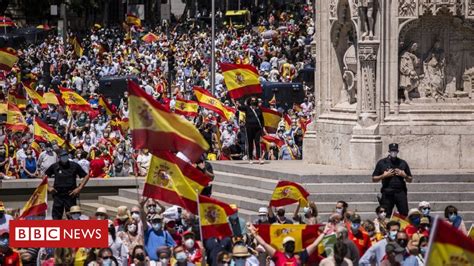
[45,150,89,220]
[372,143,413,217]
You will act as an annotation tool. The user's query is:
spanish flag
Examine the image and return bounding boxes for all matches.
[59,86,91,111]
[270,180,310,207]
[283,114,292,130]
[143,151,211,214]
[43,92,62,106]
[426,217,474,265]
[391,212,410,230]
[34,117,65,146]
[70,36,84,57]
[174,98,199,117]
[193,86,236,121]
[31,141,41,157]
[110,117,129,136]
[261,135,285,149]
[6,103,27,132]
[199,195,235,239]
[18,176,48,219]
[261,107,281,133]
[220,63,262,99]
[7,90,27,109]
[128,80,209,162]
[98,96,115,116]
[0,47,18,72]
[255,224,321,252]
[126,13,141,27]
[24,83,47,107]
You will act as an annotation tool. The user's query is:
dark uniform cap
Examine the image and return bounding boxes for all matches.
[350,214,361,223]
[389,143,399,152]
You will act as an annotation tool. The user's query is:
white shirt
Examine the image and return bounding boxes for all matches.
[137,153,152,176]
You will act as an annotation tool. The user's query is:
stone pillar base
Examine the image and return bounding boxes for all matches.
[350,125,383,169]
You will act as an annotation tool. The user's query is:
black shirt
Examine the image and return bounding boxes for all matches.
[45,161,87,190]
[372,157,412,192]
[238,105,264,129]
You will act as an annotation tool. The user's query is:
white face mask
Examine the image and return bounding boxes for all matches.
[128,224,137,233]
[71,213,81,220]
[378,212,387,219]
[160,258,169,265]
[389,151,398,159]
[184,239,195,249]
[131,213,140,221]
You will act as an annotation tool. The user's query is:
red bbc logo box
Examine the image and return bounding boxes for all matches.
[9,220,108,248]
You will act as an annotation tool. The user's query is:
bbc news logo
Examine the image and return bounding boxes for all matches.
[10,220,108,248]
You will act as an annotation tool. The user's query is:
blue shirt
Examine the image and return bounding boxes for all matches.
[144,228,176,261]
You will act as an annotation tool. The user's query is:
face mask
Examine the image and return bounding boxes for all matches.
[395,253,404,263]
[22,144,28,149]
[184,239,195,249]
[379,212,387,219]
[131,213,140,220]
[284,242,295,254]
[288,140,294,146]
[96,215,106,220]
[397,239,408,248]
[410,216,420,226]
[449,214,457,222]
[389,151,398,159]
[175,252,187,262]
[102,258,112,266]
[0,238,8,247]
[147,206,156,213]
[135,253,145,261]
[259,215,268,222]
[335,208,343,215]
[227,126,232,131]
[46,147,52,152]
[351,223,361,232]
[422,208,430,216]
[118,148,124,153]
[160,258,169,264]
[60,155,69,163]
[389,230,398,240]
[71,213,81,220]
[303,207,310,214]
[234,258,246,266]
[128,224,137,233]
[152,223,162,231]
[277,209,285,217]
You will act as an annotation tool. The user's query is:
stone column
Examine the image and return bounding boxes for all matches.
[357,42,379,127]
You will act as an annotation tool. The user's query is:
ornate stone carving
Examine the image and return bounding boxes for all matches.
[462,67,474,98]
[350,0,359,17]
[399,43,421,103]
[420,0,464,16]
[419,40,447,99]
[399,0,417,17]
[358,42,379,125]
[359,0,376,40]
[341,44,358,104]
[467,0,474,17]
[359,43,378,61]
[330,0,338,19]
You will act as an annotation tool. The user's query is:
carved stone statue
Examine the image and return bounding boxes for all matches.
[359,0,376,39]
[398,0,417,17]
[341,44,357,104]
[420,40,446,99]
[399,42,421,103]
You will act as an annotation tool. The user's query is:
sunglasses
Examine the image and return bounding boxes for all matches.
[422,207,431,210]
[101,256,112,259]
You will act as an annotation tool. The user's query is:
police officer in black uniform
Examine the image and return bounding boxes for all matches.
[372,143,413,217]
[45,150,89,220]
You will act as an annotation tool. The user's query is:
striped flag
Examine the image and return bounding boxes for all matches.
[128,80,209,162]
[220,63,262,99]
[261,135,285,150]
[391,212,410,230]
[261,107,281,133]
[255,224,321,252]
[7,90,27,109]
[34,117,65,146]
[18,177,48,219]
[269,180,310,207]
[199,195,235,239]
[0,47,18,72]
[98,96,115,116]
[174,98,199,117]
[59,86,91,111]
[143,152,211,214]
[23,83,48,108]
[193,86,236,121]
[126,13,141,27]
[43,92,62,106]
[6,103,27,132]
[426,217,474,265]
[70,37,84,57]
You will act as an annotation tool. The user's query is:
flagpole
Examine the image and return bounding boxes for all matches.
[423,215,439,264]
[195,189,205,265]
[210,0,216,95]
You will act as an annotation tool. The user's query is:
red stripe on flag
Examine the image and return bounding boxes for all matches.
[18,203,47,220]
[220,63,259,75]
[202,223,233,240]
[143,184,198,214]
[227,84,262,99]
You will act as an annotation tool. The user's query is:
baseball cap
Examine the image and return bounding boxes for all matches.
[258,207,268,215]
[282,236,295,245]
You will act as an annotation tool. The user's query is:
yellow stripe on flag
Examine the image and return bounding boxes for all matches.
[24,84,47,106]
[18,177,48,219]
[43,92,60,105]
[270,224,307,252]
[222,68,261,91]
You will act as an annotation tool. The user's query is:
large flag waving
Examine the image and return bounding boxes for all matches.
[59,86,91,111]
[220,63,262,99]
[426,217,474,265]
[126,13,142,27]
[98,96,116,116]
[18,177,48,219]
[128,80,209,162]
[70,37,84,57]
[6,103,27,132]
[391,212,410,230]
[174,98,199,117]
[260,107,281,133]
[193,86,236,121]
[0,47,19,72]
[199,195,235,239]
[142,151,211,214]
[34,117,65,146]
[24,83,47,107]
[270,180,310,207]
[255,224,321,252]
[7,90,27,109]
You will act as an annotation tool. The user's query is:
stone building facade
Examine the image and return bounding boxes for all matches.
[304,0,474,169]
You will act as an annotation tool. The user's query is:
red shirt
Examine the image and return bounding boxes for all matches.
[348,229,372,256]
[89,158,106,178]
[272,251,301,266]
[1,249,21,266]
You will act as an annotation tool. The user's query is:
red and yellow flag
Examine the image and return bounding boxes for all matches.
[255,224,321,252]
[126,13,141,27]
[391,212,410,230]
[24,82,47,107]
[98,96,115,116]
[43,92,62,106]
[7,90,27,109]
[18,177,48,219]
[31,141,41,156]
[261,107,281,133]
[34,117,65,146]
[143,151,211,214]
[174,98,199,117]
[199,195,235,239]
[70,36,84,57]
[284,114,292,131]
[220,63,262,99]
[110,117,129,136]
[59,86,91,111]
[0,47,18,72]
[6,103,27,132]
[270,180,310,207]
[261,135,285,150]
[128,80,209,162]
[193,86,236,121]
[426,217,474,265]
